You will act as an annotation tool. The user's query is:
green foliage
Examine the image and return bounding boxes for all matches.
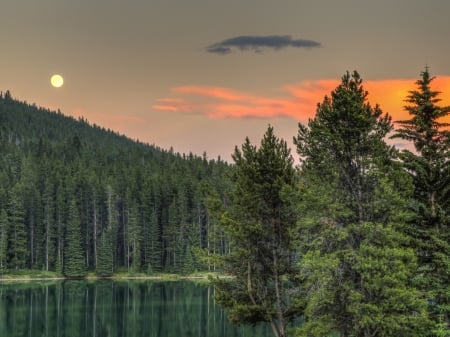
[96,227,113,277]
[0,91,231,275]
[295,70,396,224]
[295,71,429,337]
[63,199,86,278]
[0,209,8,272]
[214,126,299,337]
[7,186,28,269]
[393,68,450,222]
[392,68,450,331]
[298,223,428,337]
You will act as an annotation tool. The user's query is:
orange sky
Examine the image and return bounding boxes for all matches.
[153,76,450,123]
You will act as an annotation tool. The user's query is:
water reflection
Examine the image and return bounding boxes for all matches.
[0,280,271,337]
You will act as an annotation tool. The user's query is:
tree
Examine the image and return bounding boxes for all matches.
[392,68,450,331]
[7,186,28,269]
[127,201,141,273]
[295,71,396,224]
[146,206,162,274]
[0,209,8,272]
[96,226,114,277]
[214,126,299,337]
[42,180,55,271]
[295,71,428,337]
[63,199,86,278]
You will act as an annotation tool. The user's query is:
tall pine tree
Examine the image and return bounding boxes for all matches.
[214,126,299,337]
[63,199,86,278]
[392,68,450,332]
[0,209,8,272]
[96,226,114,277]
[7,186,28,269]
[295,71,428,337]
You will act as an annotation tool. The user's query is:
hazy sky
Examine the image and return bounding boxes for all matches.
[2,0,450,162]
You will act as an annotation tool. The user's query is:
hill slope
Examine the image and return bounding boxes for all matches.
[0,90,231,275]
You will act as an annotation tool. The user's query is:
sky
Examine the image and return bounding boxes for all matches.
[1,0,450,162]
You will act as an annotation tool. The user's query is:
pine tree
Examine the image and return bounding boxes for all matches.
[7,186,28,269]
[127,202,141,273]
[105,185,118,273]
[392,68,450,330]
[54,183,66,274]
[214,126,299,337]
[182,246,195,274]
[63,199,86,278]
[96,226,113,277]
[0,209,8,272]
[295,71,429,337]
[42,180,55,271]
[147,207,162,273]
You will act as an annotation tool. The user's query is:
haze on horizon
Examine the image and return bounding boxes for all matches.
[1,0,450,161]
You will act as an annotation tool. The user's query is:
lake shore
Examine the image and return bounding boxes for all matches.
[0,271,226,282]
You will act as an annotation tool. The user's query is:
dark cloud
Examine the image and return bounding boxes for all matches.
[207,35,321,54]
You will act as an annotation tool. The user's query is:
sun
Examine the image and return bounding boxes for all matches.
[50,74,64,88]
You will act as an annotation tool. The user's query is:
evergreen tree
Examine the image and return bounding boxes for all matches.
[96,227,113,277]
[105,185,118,272]
[392,68,450,331]
[127,202,141,273]
[7,186,28,269]
[54,183,66,274]
[63,199,86,278]
[182,246,195,274]
[295,71,429,337]
[0,209,8,272]
[194,184,230,271]
[214,126,299,337]
[147,207,162,274]
[42,180,55,271]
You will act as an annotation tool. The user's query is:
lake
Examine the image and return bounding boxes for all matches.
[0,279,272,337]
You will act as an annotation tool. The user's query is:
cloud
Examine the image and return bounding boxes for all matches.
[153,77,450,122]
[206,35,321,54]
[153,83,334,120]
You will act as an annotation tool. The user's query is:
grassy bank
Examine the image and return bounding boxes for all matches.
[0,269,223,282]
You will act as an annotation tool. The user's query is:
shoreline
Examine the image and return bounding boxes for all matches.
[0,272,227,282]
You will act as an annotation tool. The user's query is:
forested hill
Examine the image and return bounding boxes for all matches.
[0,90,232,276]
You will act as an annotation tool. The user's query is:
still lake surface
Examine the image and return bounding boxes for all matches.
[0,279,272,337]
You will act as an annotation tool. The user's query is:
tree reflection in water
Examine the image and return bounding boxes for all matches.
[0,280,271,337]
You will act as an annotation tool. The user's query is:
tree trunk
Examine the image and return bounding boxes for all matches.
[93,202,98,268]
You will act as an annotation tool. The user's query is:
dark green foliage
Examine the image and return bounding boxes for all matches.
[392,68,450,331]
[63,199,86,278]
[96,227,114,276]
[295,71,429,337]
[297,222,429,337]
[0,209,8,271]
[393,68,450,222]
[7,186,28,269]
[295,71,396,224]
[214,126,299,337]
[0,91,231,275]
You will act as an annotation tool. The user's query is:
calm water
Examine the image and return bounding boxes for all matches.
[0,280,272,337]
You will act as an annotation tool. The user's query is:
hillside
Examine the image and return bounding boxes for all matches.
[0,90,232,276]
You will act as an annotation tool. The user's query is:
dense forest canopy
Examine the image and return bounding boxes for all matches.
[0,90,232,276]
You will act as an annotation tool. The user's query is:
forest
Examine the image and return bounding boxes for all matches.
[1,68,450,336]
[0,90,232,276]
